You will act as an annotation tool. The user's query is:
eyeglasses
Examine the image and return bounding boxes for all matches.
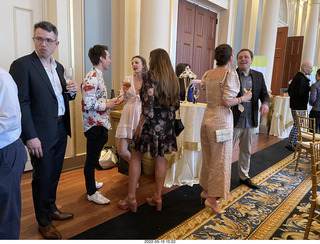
[34,36,57,44]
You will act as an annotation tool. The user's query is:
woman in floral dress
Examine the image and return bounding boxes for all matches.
[118,48,180,212]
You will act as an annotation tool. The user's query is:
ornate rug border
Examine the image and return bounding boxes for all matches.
[248,174,312,240]
[158,153,295,240]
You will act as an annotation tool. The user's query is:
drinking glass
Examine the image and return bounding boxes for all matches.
[243,80,252,102]
[64,67,74,93]
[123,80,131,90]
[193,87,200,104]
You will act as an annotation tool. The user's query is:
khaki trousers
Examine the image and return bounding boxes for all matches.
[233,127,257,180]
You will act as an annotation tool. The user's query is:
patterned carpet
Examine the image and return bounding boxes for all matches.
[158,154,318,240]
[271,185,320,240]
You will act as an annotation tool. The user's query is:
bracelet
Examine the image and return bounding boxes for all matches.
[239,97,243,103]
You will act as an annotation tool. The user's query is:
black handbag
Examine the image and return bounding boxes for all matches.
[175,109,184,136]
[175,119,184,136]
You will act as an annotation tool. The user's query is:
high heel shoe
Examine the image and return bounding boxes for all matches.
[146,197,162,211]
[204,199,225,214]
[200,192,220,204]
[118,197,137,212]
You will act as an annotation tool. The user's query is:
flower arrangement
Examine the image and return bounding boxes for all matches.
[179,70,197,103]
[179,70,197,79]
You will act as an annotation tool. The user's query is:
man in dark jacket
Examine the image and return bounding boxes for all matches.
[9,21,78,239]
[232,49,270,189]
[286,61,313,150]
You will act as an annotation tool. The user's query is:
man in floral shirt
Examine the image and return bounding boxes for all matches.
[81,45,118,204]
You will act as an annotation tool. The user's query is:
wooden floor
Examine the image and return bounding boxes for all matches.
[20,134,282,240]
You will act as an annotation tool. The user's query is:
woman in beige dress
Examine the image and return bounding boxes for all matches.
[200,44,251,213]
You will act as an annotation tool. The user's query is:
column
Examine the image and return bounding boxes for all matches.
[316,24,320,67]
[288,0,297,36]
[293,0,303,36]
[301,0,320,64]
[123,0,141,75]
[112,0,141,95]
[257,0,281,90]
[139,0,171,60]
[300,0,309,35]
[241,0,260,52]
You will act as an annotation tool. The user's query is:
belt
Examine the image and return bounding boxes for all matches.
[57,116,63,120]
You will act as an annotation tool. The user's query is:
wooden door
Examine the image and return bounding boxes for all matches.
[192,6,217,79]
[203,11,216,75]
[176,0,195,66]
[176,0,217,103]
[282,36,304,88]
[0,0,44,171]
[0,0,44,70]
[271,27,288,95]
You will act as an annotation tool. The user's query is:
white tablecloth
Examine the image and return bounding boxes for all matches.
[164,102,206,187]
[269,96,293,138]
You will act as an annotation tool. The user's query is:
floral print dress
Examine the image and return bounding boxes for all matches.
[133,71,179,158]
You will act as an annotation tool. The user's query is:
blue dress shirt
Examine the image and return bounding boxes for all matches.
[0,67,22,148]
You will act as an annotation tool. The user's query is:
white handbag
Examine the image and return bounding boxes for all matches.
[99,147,118,169]
[215,128,233,143]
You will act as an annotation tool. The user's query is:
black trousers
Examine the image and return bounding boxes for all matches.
[31,118,67,226]
[309,110,320,133]
[0,138,27,239]
[84,126,108,195]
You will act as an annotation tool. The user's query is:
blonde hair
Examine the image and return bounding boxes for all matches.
[149,48,180,107]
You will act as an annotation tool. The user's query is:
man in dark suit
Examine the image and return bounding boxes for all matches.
[9,21,78,239]
[286,62,313,151]
[232,49,270,189]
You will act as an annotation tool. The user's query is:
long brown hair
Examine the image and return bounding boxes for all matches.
[149,48,180,107]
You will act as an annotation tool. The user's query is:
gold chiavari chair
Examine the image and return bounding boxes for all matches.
[294,116,320,171]
[303,141,320,239]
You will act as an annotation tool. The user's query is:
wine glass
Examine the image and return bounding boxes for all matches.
[243,80,252,102]
[193,87,200,104]
[123,80,131,90]
[64,67,74,93]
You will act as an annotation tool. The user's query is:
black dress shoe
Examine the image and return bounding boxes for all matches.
[51,210,74,220]
[240,178,260,189]
[38,224,61,239]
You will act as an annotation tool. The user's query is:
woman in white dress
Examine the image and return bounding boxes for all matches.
[116,56,148,164]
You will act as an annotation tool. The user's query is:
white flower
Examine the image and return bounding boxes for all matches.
[155,124,161,132]
[147,87,154,96]
[179,70,197,79]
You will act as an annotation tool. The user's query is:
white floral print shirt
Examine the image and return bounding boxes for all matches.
[81,67,112,132]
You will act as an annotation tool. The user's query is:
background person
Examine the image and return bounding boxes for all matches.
[175,63,191,101]
[0,67,27,239]
[9,21,78,239]
[309,68,320,133]
[232,48,270,189]
[116,55,148,165]
[118,48,180,212]
[200,44,251,214]
[81,45,119,205]
[286,61,313,151]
